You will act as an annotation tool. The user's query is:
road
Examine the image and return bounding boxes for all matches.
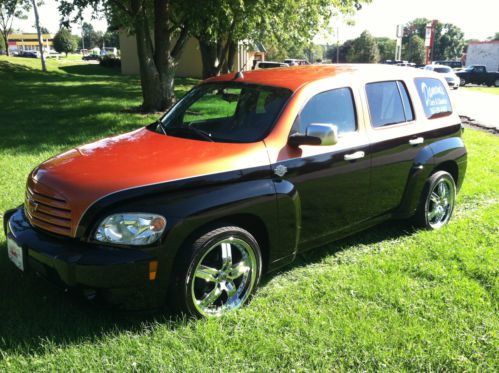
[450,88,499,131]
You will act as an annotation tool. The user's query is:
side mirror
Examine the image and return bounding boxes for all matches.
[288,123,338,147]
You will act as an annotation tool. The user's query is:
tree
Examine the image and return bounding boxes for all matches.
[375,37,396,61]
[326,39,354,63]
[31,0,46,72]
[0,29,5,51]
[60,0,193,112]
[0,0,29,56]
[190,0,370,78]
[53,27,77,55]
[59,0,369,112]
[80,22,102,49]
[402,34,424,64]
[347,30,379,63]
[488,32,499,41]
[403,18,465,61]
[103,29,119,48]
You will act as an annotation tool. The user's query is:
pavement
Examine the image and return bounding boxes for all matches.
[450,88,499,132]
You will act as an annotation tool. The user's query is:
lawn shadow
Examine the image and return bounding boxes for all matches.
[0,219,416,358]
[59,64,122,76]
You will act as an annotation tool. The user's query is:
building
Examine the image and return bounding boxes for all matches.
[120,33,265,78]
[465,41,499,72]
[7,33,54,54]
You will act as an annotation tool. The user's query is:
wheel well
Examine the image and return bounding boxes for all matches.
[432,161,458,184]
[179,214,271,273]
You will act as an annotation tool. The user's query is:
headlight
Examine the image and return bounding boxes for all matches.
[95,213,166,246]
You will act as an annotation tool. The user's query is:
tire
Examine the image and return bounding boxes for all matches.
[459,78,466,86]
[169,225,262,317]
[414,171,456,230]
[495,79,499,87]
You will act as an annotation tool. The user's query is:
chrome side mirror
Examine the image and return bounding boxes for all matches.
[305,123,338,146]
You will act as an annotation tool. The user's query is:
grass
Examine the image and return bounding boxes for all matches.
[0,56,498,371]
[464,86,499,95]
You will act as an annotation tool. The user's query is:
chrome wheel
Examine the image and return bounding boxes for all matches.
[191,237,257,316]
[426,177,455,229]
[495,79,499,87]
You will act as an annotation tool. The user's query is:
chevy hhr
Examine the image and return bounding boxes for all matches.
[4,65,467,317]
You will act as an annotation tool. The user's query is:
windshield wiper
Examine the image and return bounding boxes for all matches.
[164,126,214,142]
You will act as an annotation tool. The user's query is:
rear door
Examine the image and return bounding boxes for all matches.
[363,80,422,217]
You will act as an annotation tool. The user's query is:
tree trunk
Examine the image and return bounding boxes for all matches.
[131,0,162,112]
[199,39,221,79]
[1,33,8,56]
[31,0,47,72]
[224,40,237,73]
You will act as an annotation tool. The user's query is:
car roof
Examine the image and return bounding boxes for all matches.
[206,64,431,92]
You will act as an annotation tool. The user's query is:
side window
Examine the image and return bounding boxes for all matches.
[298,88,356,135]
[414,78,452,119]
[365,81,414,128]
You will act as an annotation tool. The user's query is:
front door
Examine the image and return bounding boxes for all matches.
[274,87,371,250]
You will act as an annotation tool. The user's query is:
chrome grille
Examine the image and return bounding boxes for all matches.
[25,184,72,237]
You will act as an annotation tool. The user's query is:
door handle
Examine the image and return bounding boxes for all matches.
[344,151,365,161]
[409,137,424,146]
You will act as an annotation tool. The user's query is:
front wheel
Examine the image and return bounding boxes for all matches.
[495,78,499,87]
[414,171,456,230]
[459,78,466,86]
[171,225,262,317]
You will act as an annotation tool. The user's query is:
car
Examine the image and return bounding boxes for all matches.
[284,58,309,66]
[424,64,460,89]
[4,65,467,317]
[252,61,289,69]
[17,50,40,58]
[433,60,462,70]
[82,54,101,61]
[456,65,499,87]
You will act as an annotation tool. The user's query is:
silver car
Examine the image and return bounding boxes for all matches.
[424,64,460,89]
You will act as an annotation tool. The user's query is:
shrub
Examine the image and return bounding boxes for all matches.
[99,55,121,68]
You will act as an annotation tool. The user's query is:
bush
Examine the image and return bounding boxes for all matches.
[99,55,121,68]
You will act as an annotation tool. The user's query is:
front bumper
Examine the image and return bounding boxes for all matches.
[446,79,459,88]
[4,207,165,309]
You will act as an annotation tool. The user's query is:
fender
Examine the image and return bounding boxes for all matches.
[396,134,467,218]
[76,166,299,289]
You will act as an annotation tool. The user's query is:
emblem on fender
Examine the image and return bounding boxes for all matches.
[274,165,288,177]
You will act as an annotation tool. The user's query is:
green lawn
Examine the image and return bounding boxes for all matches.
[0,57,498,371]
[464,86,499,95]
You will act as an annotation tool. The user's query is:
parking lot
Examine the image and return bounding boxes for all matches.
[451,87,499,132]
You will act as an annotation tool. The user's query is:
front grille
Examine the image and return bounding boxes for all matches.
[25,182,73,237]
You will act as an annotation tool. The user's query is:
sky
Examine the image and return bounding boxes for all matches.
[12,0,498,42]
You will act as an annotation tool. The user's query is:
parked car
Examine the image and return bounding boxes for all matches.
[253,61,288,69]
[284,58,309,66]
[82,54,101,61]
[424,64,460,89]
[433,60,462,70]
[17,50,40,58]
[456,65,499,87]
[5,65,467,317]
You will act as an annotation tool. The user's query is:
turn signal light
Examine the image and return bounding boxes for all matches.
[149,261,158,281]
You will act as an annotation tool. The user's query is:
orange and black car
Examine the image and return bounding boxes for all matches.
[4,65,467,317]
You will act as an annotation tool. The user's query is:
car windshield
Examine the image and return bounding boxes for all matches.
[159,83,292,143]
[434,67,452,73]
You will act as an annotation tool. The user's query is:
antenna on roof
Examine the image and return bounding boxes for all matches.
[234,71,244,80]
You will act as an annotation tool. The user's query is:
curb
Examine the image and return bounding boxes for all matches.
[460,116,499,135]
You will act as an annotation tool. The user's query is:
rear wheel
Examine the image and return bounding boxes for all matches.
[415,171,456,230]
[495,79,499,87]
[171,225,262,317]
[459,78,466,86]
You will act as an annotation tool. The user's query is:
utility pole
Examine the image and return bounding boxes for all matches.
[31,0,46,72]
[336,25,340,63]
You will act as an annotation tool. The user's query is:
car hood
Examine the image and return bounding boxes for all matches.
[28,127,270,237]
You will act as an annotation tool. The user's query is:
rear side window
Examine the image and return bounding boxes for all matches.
[298,87,356,135]
[414,78,452,119]
[366,81,414,128]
